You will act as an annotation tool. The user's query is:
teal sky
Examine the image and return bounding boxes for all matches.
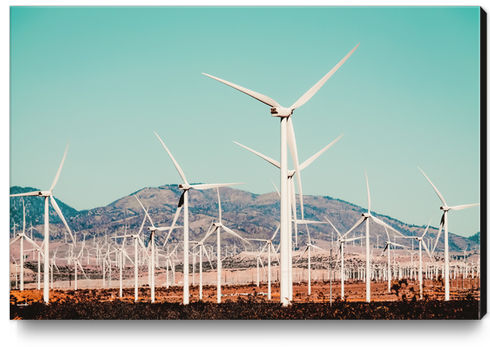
[10,6,481,237]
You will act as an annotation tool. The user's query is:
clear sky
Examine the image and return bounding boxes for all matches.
[9,6,481,237]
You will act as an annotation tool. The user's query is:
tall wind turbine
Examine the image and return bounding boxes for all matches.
[154,131,244,304]
[418,167,479,301]
[10,143,75,303]
[343,169,405,302]
[204,44,359,305]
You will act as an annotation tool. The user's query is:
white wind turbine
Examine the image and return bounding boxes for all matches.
[134,196,183,303]
[295,221,328,296]
[234,133,344,248]
[10,143,75,303]
[154,131,244,305]
[204,44,359,306]
[234,133,343,302]
[114,214,147,302]
[404,215,434,298]
[247,224,280,300]
[206,187,251,303]
[113,231,135,298]
[418,167,479,301]
[324,216,365,300]
[377,226,408,294]
[10,199,28,291]
[343,170,405,302]
[192,222,215,300]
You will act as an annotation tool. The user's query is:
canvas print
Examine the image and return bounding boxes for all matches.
[9,6,484,320]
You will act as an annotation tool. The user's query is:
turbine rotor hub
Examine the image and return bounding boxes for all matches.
[270,107,293,117]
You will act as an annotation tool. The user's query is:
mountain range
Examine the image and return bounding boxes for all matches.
[9,185,480,254]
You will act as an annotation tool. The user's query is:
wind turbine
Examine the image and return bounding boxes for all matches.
[114,214,147,302]
[204,44,359,306]
[192,222,215,300]
[205,187,251,303]
[377,226,408,294]
[247,224,280,300]
[342,169,405,302]
[404,215,434,298]
[134,196,183,303]
[234,132,344,247]
[418,167,479,301]
[324,216,365,300]
[294,221,328,296]
[10,143,75,303]
[154,131,244,305]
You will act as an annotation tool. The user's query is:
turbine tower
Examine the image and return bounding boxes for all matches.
[154,131,244,304]
[10,143,75,303]
[418,167,479,301]
[203,45,359,306]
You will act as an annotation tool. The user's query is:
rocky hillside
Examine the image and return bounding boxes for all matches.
[9,185,479,254]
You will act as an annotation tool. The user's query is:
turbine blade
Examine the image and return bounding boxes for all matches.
[50,196,75,244]
[418,167,447,206]
[364,169,371,213]
[448,203,480,211]
[217,188,222,223]
[137,214,147,236]
[391,242,407,249]
[311,244,326,252]
[154,132,188,184]
[343,216,366,239]
[50,142,69,191]
[178,191,185,208]
[135,196,155,228]
[371,216,404,237]
[162,205,183,249]
[10,191,42,197]
[421,212,435,238]
[202,245,214,270]
[10,235,22,245]
[191,182,245,190]
[296,220,326,225]
[271,180,280,198]
[222,225,251,245]
[290,178,298,247]
[271,224,280,241]
[299,133,344,171]
[345,236,365,242]
[289,43,359,110]
[324,216,342,238]
[287,118,304,219]
[202,73,282,108]
[296,246,309,262]
[233,141,280,169]
[431,215,445,255]
[421,239,433,261]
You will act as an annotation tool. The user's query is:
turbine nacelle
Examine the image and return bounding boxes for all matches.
[441,206,450,211]
[179,183,192,190]
[270,107,293,117]
[361,212,372,218]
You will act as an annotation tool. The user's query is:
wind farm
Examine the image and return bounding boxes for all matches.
[9,7,482,322]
